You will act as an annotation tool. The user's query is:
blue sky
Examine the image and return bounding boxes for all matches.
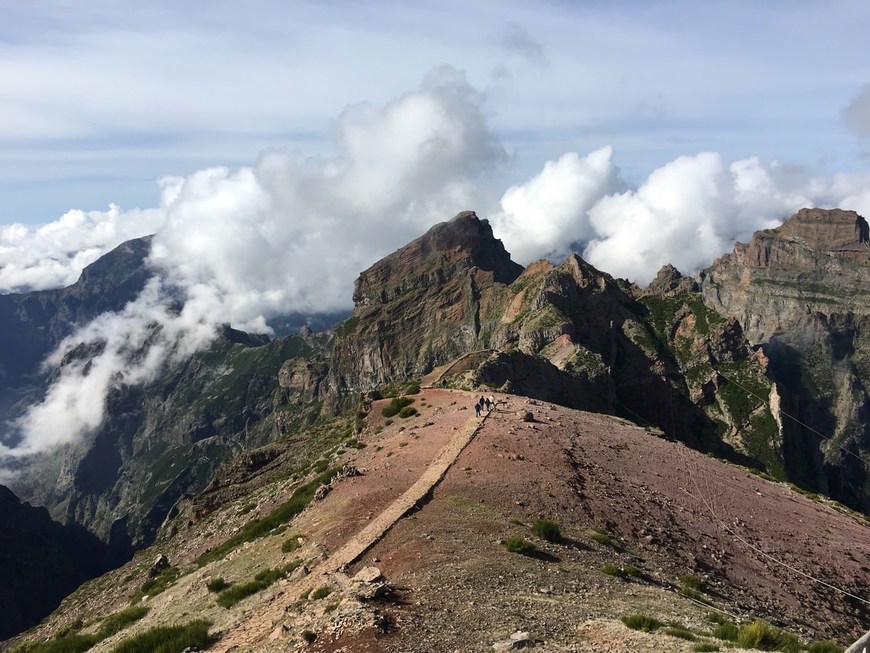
[3,0,868,224]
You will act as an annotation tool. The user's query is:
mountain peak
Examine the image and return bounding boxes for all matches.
[778,207,869,252]
[352,211,522,306]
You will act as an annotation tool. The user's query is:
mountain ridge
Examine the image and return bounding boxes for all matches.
[2,207,869,648]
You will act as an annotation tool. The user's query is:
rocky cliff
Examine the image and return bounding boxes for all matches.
[330,211,781,472]
[700,208,870,510]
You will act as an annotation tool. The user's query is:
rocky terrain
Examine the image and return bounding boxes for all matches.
[4,390,867,652]
[2,207,870,646]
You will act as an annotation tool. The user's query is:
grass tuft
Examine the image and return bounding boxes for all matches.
[197,466,341,566]
[621,614,662,632]
[504,536,536,555]
[112,619,212,653]
[531,518,561,542]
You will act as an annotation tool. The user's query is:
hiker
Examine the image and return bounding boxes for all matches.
[474,401,482,417]
[487,395,495,411]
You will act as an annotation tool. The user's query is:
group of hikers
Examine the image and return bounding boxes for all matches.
[474,395,496,417]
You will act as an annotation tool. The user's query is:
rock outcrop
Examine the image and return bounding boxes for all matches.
[700,208,870,511]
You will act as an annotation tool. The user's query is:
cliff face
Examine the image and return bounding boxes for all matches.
[330,212,780,472]
[700,208,870,510]
[11,329,332,551]
[328,212,523,399]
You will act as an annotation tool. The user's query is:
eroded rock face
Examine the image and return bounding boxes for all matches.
[329,212,523,403]
[700,208,870,511]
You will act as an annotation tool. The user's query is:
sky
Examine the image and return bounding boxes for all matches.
[3,0,870,457]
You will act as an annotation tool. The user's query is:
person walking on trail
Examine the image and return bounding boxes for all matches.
[488,395,495,410]
[474,401,482,417]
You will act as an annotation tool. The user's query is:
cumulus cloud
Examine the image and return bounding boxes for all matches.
[581,153,821,284]
[492,147,623,263]
[3,66,870,462]
[2,66,506,458]
[0,204,165,292]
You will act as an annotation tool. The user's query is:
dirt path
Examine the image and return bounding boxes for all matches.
[210,408,489,652]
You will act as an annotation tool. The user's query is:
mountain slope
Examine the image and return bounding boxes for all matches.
[0,485,112,640]
[7,391,866,651]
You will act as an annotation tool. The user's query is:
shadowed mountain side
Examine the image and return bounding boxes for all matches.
[0,485,113,640]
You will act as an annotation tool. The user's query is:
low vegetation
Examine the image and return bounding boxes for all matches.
[197,466,341,566]
[586,527,619,548]
[280,534,303,553]
[382,396,415,418]
[13,607,150,653]
[216,560,302,608]
[309,586,332,600]
[112,619,213,653]
[206,577,230,593]
[96,606,149,638]
[621,613,663,632]
[136,567,182,600]
[503,536,536,555]
[531,518,561,542]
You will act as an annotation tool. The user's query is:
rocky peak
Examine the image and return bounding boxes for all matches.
[778,207,868,250]
[352,211,522,307]
[645,264,698,296]
[744,208,870,268]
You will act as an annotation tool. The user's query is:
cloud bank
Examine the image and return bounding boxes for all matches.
[3,67,870,459]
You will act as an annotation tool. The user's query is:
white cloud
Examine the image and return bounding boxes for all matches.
[4,64,870,462]
[2,66,506,458]
[582,153,821,284]
[0,204,164,292]
[492,147,622,263]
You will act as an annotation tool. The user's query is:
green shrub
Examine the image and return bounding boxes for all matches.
[405,381,421,395]
[680,574,706,591]
[112,620,212,653]
[679,587,710,603]
[309,586,332,600]
[138,567,182,599]
[216,562,300,608]
[600,564,626,578]
[665,626,696,640]
[705,612,729,626]
[693,643,720,652]
[807,642,842,653]
[206,577,230,593]
[382,396,414,417]
[16,634,101,653]
[197,466,341,566]
[398,406,418,418]
[624,565,644,578]
[504,536,535,555]
[53,619,84,638]
[621,614,662,632]
[712,622,738,641]
[531,518,561,542]
[281,535,302,553]
[736,621,800,652]
[587,528,618,547]
[97,606,149,638]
